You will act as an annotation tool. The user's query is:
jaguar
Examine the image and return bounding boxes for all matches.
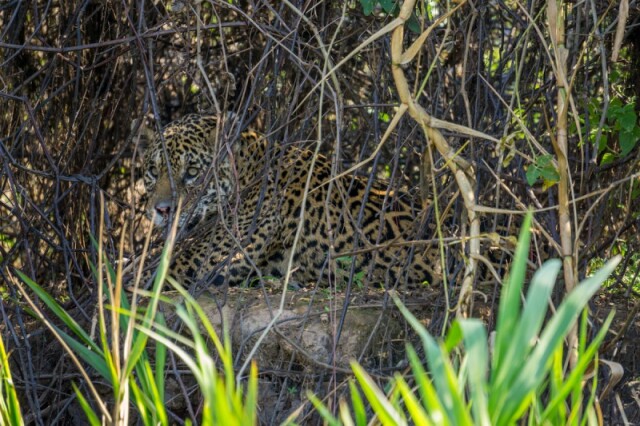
[140,113,440,289]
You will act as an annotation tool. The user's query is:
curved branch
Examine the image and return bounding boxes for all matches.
[390,0,479,319]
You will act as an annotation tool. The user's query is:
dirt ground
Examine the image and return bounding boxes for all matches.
[159,285,640,424]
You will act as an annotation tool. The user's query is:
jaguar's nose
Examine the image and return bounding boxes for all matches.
[154,200,171,217]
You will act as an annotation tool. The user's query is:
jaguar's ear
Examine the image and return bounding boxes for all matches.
[131,118,157,160]
[199,115,219,141]
[192,113,240,147]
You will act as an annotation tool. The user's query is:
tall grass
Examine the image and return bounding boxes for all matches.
[310,213,618,425]
[11,206,257,425]
[0,328,23,426]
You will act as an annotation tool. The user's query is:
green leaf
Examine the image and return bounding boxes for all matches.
[490,259,561,420]
[154,313,167,402]
[129,380,151,425]
[0,332,23,426]
[406,13,422,34]
[620,127,640,156]
[125,237,174,379]
[457,320,490,426]
[133,355,168,425]
[600,152,615,165]
[610,69,620,83]
[56,328,110,380]
[538,165,559,183]
[393,296,472,425]
[526,155,558,187]
[525,166,539,186]
[618,105,637,131]
[632,180,640,200]
[597,133,608,154]
[444,320,463,352]
[607,98,622,118]
[360,0,375,15]
[540,311,614,422]
[242,362,259,426]
[379,0,396,13]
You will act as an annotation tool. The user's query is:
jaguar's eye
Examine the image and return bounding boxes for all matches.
[184,166,200,181]
[148,165,158,178]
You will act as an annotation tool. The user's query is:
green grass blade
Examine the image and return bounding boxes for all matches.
[351,362,405,426]
[154,313,167,403]
[490,259,561,415]
[134,356,168,426]
[134,324,201,383]
[338,398,357,426]
[242,362,259,426]
[580,363,600,426]
[457,319,490,426]
[394,374,430,425]
[0,332,23,426]
[307,392,341,426]
[72,383,101,426]
[393,295,471,425]
[437,346,474,426]
[349,380,368,426]
[540,311,614,422]
[15,270,100,353]
[129,378,152,426]
[124,272,167,378]
[492,212,532,375]
[547,344,566,424]
[53,326,110,380]
[166,276,227,361]
[406,345,449,424]
[499,256,620,423]
[443,320,464,353]
[211,378,233,425]
[124,227,176,378]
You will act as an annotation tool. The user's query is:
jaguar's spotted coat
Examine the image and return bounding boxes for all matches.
[140,114,439,289]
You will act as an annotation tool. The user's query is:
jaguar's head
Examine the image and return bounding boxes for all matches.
[140,114,234,228]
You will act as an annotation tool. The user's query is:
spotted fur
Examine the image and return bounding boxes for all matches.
[140,113,439,288]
